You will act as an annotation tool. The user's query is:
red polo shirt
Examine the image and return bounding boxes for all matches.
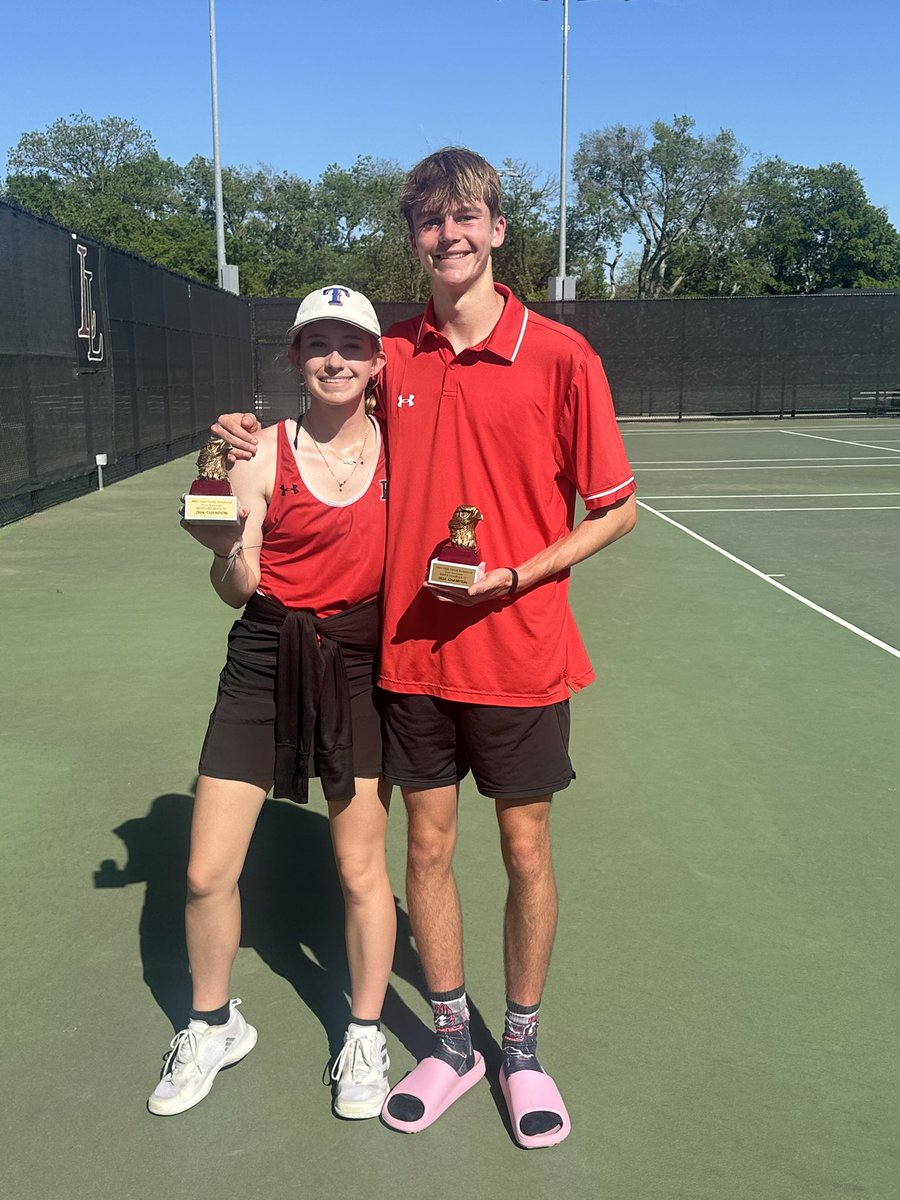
[377,284,635,706]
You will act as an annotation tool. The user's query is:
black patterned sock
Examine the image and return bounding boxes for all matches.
[190,1000,231,1026]
[430,986,475,1076]
[503,998,565,1138]
[383,986,476,1124]
[502,998,542,1074]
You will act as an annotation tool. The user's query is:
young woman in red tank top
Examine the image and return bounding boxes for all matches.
[150,288,393,1121]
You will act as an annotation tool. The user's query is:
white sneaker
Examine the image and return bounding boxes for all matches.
[148,999,257,1116]
[331,1023,390,1119]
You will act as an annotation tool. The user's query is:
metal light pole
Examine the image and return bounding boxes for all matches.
[544,0,578,301]
[558,0,571,284]
[542,1,631,300]
[209,0,239,293]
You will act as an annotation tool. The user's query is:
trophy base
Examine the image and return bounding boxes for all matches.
[427,558,485,589]
[183,489,240,525]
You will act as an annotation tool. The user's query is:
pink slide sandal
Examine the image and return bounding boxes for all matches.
[381,1053,486,1133]
[499,1066,572,1149]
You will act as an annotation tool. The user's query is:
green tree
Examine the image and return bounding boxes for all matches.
[568,169,626,298]
[4,111,200,273]
[663,183,770,297]
[746,159,900,293]
[572,115,745,298]
[244,167,324,296]
[491,160,559,300]
[7,112,156,193]
[310,156,428,301]
[2,171,67,221]
[177,156,291,292]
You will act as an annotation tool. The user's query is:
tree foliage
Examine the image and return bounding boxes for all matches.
[492,160,559,300]
[573,114,900,297]
[573,115,746,298]
[745,159,900,292]
[7,112,157,191]
[4,111,899,300]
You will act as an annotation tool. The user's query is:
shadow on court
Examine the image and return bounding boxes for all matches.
[92,787,502,1087]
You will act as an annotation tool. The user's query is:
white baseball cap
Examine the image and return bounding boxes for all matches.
[287,285,381,342]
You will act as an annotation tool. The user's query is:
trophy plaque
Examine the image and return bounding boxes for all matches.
[182,438,240,525]
[426,505,485,589]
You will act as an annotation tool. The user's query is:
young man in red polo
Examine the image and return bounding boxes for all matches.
[216,147,635,1148]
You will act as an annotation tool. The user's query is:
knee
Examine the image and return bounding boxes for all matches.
[406,826,455,880]
[185,859,238,903]
[333,848,388,907]
[500,829,552,885]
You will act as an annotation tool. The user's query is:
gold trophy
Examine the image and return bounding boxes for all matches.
[426,505,486,589]
[182,438,240,525]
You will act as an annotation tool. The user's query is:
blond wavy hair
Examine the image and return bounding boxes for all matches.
[399,147,502,230]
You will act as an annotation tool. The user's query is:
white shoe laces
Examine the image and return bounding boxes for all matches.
[331,1032,378,1083]
[162,1027,201,1077]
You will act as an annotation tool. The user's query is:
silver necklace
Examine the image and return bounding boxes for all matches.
[303,417,370,492]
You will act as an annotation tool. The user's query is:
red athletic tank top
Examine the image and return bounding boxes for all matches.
[257,419,387,617]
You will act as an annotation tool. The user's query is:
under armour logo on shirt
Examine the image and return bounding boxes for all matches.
[397,394,415,407]
[324,286,351,306]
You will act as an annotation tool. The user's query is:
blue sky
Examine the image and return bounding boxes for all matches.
[3,0,899,227]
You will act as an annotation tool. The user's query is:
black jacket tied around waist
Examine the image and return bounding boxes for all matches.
[242,592,379,805]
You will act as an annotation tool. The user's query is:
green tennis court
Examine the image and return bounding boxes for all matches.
[3,420,897,1199]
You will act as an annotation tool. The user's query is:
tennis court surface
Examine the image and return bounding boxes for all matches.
[2,419,897,1199]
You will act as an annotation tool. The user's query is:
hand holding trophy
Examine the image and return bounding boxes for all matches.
[426,505,486,589]
[182,438,241,525]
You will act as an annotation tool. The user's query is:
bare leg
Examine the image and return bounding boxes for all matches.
[328,777,395,1021]
[494,796,569,1142]
[185,775,269,1012]
[402,785,463,992]
[495,797,557,1006]
[381,786,483,1129]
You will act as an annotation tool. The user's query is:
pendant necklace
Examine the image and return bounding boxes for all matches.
[303,416,370,492]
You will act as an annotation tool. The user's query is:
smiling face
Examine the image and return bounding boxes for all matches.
[409,198,506,294]
[291,319,385,412]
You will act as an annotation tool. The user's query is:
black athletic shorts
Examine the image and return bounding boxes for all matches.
[379,691,573,799]
[198,611,381,788]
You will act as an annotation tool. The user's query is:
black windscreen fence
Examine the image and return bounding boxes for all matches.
[0,203,252,525]
[252,292,900,425]
[545,292,900,419]
[3,206,898,527]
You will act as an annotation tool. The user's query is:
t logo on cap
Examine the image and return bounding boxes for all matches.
[324,286,351,306]
[286,284,381,342]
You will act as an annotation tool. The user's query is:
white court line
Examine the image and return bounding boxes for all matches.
[780,429,900,454]
[640,492,900,500]
[622,423,900,435]
[637,500,900,660]
[631,455,893,465]
[654,506,900,513]
[640,463,900,472]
